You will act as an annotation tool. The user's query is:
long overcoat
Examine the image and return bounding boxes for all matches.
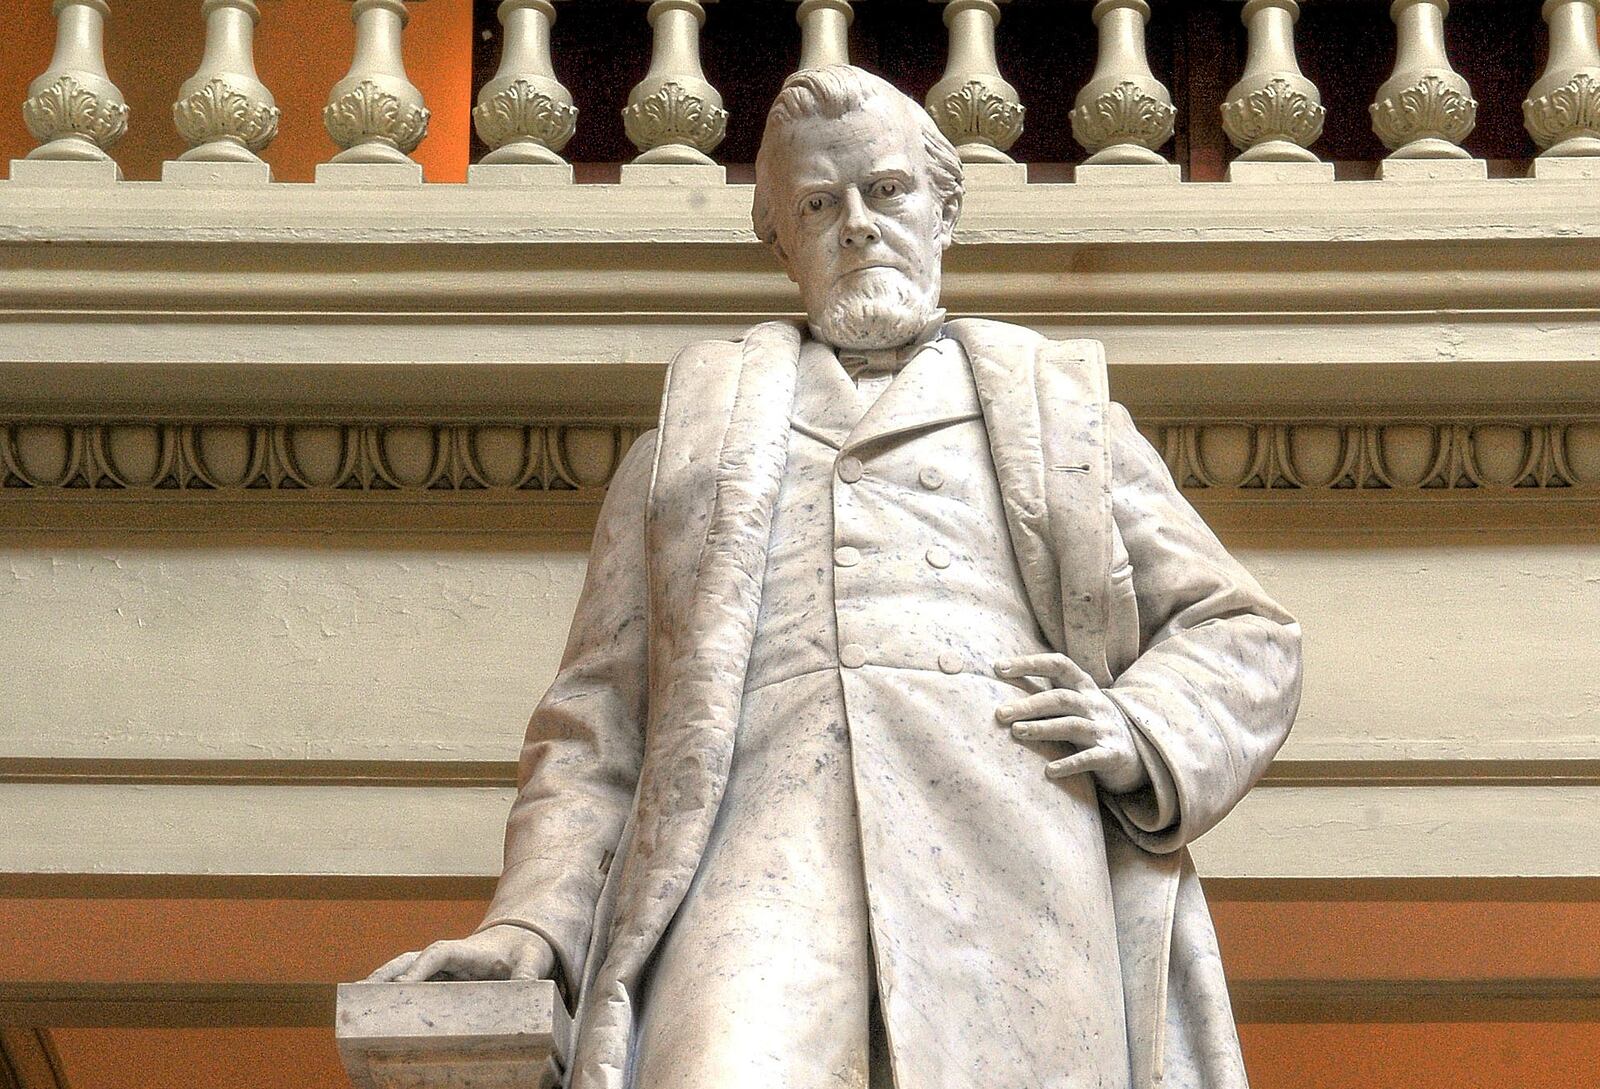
[480,318,1303,1089]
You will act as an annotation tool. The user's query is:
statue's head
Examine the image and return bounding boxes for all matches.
[753,65,964,350]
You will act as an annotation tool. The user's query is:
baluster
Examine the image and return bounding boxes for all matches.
[1220,0,1327,178]
[1524,0,1600,175]
[473,0,576,168]
[321,0,429,174]
[792,0,853,70]
[18,0,128,181]
[1070,0,1178,181]
[622,0,727,168]
[1370,0,1480,175]
[171,0,279,173]
[927,0,1024,168]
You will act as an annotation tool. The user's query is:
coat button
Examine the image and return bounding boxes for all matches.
[837,456,863,483]
[937,651,963,675]
[840,643,867,669]
[925,545,952,569]
[918,466,944,490]
[834,546,861,568]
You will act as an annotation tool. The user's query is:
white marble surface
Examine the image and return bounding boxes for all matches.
[337,979,565,1089]
[366,65,1302,1089]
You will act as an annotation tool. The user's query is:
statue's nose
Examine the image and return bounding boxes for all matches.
[838,188,879,248]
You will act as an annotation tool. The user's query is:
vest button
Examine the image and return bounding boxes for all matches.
[925,545,952,569]
[834,546,861,568]
[840,643,868,669]
[837,456,863,483]
[918,466,945,490]
[937,651,963,675]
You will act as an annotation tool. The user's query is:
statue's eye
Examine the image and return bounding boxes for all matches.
[871,180,902,199]
[802,193,832,214]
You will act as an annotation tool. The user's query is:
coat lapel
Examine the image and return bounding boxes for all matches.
[574,320,803,1089]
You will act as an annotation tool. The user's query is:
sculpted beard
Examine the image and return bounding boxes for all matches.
[813,269,941,350]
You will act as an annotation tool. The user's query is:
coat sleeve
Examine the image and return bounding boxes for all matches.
[475,430,656,993]
[1097,403,1302,853]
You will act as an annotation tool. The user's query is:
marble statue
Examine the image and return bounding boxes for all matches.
[369,65,1303,1089]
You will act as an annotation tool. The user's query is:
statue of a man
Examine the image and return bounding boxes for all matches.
[371,65,1302,1089]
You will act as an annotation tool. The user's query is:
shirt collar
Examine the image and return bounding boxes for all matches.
[819,308,949,383]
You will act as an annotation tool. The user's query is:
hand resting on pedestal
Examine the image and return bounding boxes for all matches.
[367,923,557,984]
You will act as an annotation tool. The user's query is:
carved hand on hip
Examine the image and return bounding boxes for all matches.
[992,653,1148,794]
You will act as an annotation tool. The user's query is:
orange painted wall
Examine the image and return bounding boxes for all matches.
[3,893,1598,1088]
[0,0,473,182]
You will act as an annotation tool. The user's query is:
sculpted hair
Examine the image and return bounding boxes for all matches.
[752,65,964,246]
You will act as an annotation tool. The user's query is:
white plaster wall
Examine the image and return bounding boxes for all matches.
[2,535,1596,766]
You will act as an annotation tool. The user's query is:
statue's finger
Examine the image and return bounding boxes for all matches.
[366,950,421,982]
[994,687,1091,724]
[394,944,453,982]
[993,653,1092,688]
[1044,747,1114,780]
[1013,715,1097,744]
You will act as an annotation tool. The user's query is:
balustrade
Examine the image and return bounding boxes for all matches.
[322,0,429,171]
[793,0,855,70]
[5,0,1598,186]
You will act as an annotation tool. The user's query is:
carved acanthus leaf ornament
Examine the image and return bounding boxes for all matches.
[473,79,577,153]
[323,79,430,154]
[1523,71,1600,150]
[1221,76,1325,152]
[928,80,1025,152]
[622,80,727,154]
[22,74,129,148]
[174,78,281,152]
[1070,79,1175,153]
[1371,72,1476,150]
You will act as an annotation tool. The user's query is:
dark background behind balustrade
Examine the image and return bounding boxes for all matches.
[471,0,1546,180]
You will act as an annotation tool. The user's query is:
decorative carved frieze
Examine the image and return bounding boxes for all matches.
[1152,419,1600,491]
[5,418,1597,497]
[0,422,647,494]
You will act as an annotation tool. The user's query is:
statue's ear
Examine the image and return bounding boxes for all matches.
[937,196,961,249]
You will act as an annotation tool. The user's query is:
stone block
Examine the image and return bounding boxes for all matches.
[1530,156,1600,181]
[960,161,1030,188]
[1074,162,1183,187]
[1377,157,1488,182]
[161,160,273,187]
[315,161,426,188]
[1226,160,1336,185]
[336,979,567,1089]
[619,162,728,186]
[467,163,576,187]
[7,158,122,187]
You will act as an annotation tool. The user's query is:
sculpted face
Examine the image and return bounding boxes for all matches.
[767,93,958,349]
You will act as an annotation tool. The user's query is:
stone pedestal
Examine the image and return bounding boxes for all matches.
[336,979,567,1089]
